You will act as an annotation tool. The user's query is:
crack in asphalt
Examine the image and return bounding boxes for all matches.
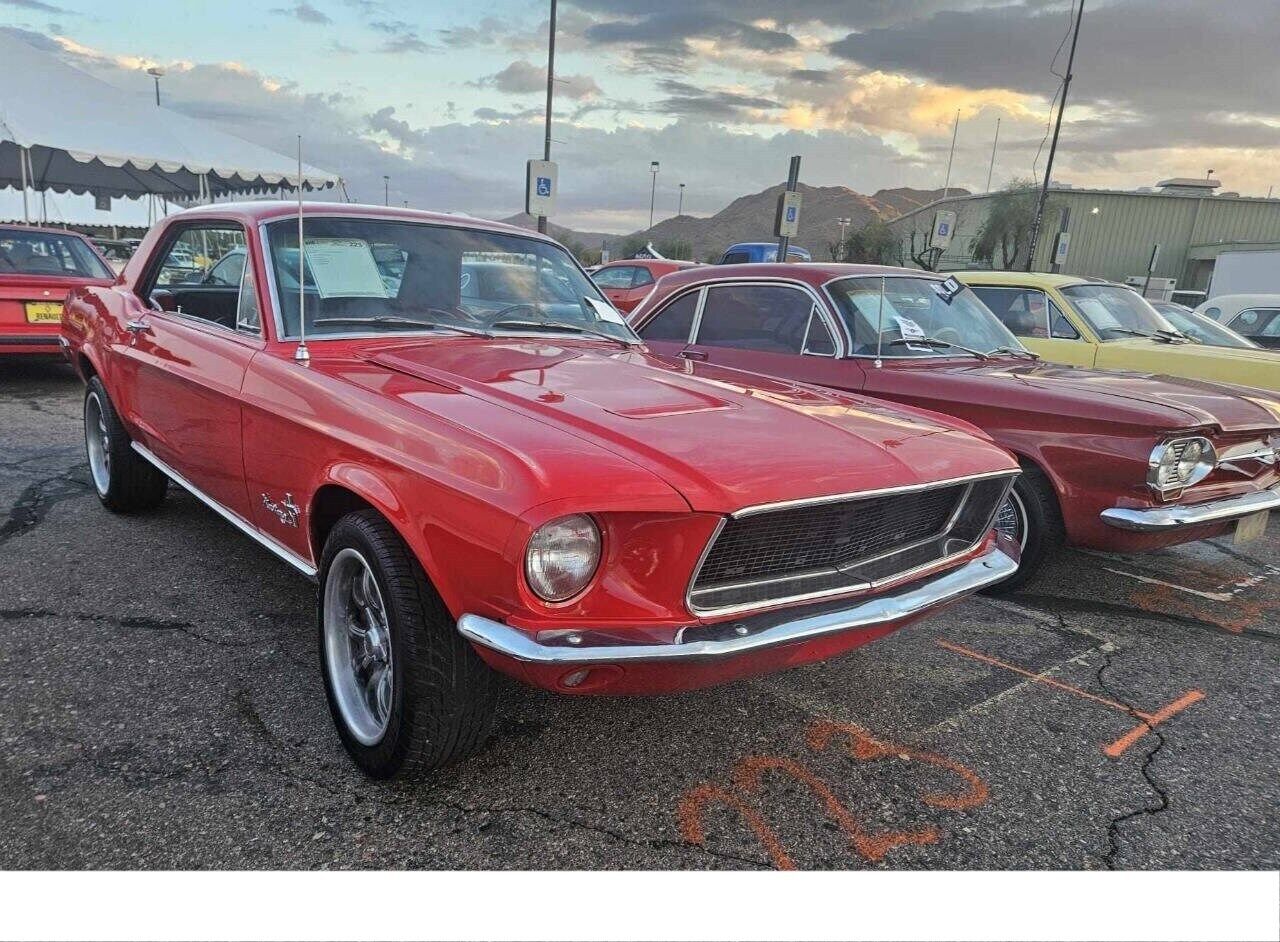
[0,464,91,549]
[0,606,262,649]
[1093,649,1171,871]
[1012,592,1279,647]
[229,689,766,869]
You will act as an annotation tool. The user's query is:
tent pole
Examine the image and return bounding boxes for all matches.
[19,146,29,224]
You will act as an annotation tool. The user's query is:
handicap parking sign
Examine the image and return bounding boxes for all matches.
[937,222,950,236]
[536,176,552,198]
[785,206,798,223]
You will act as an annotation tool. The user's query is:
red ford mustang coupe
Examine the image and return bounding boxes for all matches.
[1,225,114,356]
[63,204,1020,778]
[629,263,1280,590]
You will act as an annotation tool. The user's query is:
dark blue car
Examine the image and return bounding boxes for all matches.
[718,242,812,264]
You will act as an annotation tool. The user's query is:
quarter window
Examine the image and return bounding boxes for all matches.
[695,284,816,355]
[638,291,699,343]
[632,267,655,287]
[236,258,261,334]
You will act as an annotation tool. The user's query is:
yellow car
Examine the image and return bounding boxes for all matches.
[954,271,1280,393]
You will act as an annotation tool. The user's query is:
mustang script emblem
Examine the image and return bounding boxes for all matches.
[261,492,301,528]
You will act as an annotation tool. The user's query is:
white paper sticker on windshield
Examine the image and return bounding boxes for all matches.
[1073,297,1121,330]
[894,316,926,340]
[584,295,627,326]
[303,238,388,299]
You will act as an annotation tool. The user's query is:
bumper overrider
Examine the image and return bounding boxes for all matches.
[458,542,1018,694]
[1100,484,1280,532]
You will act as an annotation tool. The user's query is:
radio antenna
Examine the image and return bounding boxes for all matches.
[294,134,310,365]
[873,275,886,368]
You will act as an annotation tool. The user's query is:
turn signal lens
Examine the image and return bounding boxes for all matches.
[525,514,601,602]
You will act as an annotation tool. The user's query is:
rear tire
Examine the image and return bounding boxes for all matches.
[981,465,1064,595]
[318,509,498,779]
[83,377,168,513]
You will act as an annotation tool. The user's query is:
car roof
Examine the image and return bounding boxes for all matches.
[1195,294,1280,317]
[951,270,1101,289]
[653,261,938,291]
[0,223,96,241]
[162,201,554,244]
[597,258,697,268]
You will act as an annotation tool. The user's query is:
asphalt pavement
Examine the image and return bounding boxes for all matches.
[2,357,1277,870]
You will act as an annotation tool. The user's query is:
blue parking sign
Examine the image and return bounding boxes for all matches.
[937,222,950,236]
[785,206,797,223]
[536,176,552,197]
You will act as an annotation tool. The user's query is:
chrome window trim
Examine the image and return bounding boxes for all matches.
[683,471,1017,618]
[689,278,846,358]
[257,214,614,345]
[131,442,316,578]
[234,249,263,337]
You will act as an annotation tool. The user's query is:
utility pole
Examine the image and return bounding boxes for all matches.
[942,109,959,200]
[648,161,660,230]
[985,117,1001,193]
[538,0,557,234]
[1026,0,1084,272]
[677,182,685,216]
[147,67,164,106]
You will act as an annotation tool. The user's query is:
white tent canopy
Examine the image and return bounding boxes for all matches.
[0,32,340,203]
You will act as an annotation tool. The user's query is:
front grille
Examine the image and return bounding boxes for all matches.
[689,475,1014,615]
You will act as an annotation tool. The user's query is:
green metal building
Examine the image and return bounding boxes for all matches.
[886,178,1280,304]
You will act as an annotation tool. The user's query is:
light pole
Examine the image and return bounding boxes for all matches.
[383,175,389,206]
[147,66,164,107]
[677,182,685,216]
[538,0,557,235]
[836,217,852,260]
[648,161,660,230]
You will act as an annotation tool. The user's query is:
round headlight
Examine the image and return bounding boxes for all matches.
[1151,437,1215,493]
[1177,439,1204,480]
[525,514,601,602]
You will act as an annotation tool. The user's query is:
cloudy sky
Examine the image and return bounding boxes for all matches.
[2,0,1278,231]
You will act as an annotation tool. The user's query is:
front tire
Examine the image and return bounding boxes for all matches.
[318,509,498,778]
[981,466,1064,595]
[84,377,168,513]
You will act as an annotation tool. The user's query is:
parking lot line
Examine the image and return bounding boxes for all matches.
[936,639,1205,757]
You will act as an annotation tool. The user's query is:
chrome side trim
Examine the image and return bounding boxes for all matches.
[1100,485,1280,532]
[729,469,1017,518]
[457,545,1018,665]
[131,442,317,577]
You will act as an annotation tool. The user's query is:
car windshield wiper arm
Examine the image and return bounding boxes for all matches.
[1153,328,1191,343]
[489,319,635,347]
[990,345,1040,360]
[1104,326,1154,338]
[312,315,492,337]
[886,337,991,360]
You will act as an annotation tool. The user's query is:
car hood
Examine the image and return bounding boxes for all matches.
[920,358,1280,432]
[369,340,1017,514]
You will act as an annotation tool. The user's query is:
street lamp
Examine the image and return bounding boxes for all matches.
[836,216,852,259]
[383,175,390,206]
[677,182,686,217]
[648,161,660,230]
[146,66,164,107]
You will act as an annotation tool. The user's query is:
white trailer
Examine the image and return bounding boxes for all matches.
[1207,249,1280,299]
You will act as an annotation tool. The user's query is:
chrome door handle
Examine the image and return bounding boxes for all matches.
[126,318,152,335]
[679,350,708,361]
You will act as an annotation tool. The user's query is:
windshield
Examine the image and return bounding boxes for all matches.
[1060,284,1179,340]
[828,276,1024,357]
[264,217,634,342]
[0,228,112,279]
[1156,306,1260,349]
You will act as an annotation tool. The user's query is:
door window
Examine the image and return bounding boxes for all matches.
[593,266,635,289]
[969,286,1057,339]
[695,284,816,354]
[146,224,248,329]
[1229,308,1280,340]
[638,291,699,343]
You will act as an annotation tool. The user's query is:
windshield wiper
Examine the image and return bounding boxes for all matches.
[1103,326,1154,338]
[489,318,635,347]
[1153,328,1191,344]
[886,337,991,360]
[990,346,1040,360]
[312,315,492,337]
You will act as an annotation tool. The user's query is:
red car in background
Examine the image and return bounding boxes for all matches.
[1,225,114,355]
[591,258,699,313]
[62,204,1020,778]
[630,263,1280,590]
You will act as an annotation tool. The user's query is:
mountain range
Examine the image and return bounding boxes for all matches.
[502,183,965,261]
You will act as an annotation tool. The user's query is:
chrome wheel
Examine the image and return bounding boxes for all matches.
[85,391,111,496]
[995,490,1029,552]
[323,548,394,746]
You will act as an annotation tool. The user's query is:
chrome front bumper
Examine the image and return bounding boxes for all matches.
[1100,485,1280,532]
[457,545,1018,665]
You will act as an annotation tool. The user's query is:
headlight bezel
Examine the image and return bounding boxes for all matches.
[1147,436,1217,497]
[524,513,603,603]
